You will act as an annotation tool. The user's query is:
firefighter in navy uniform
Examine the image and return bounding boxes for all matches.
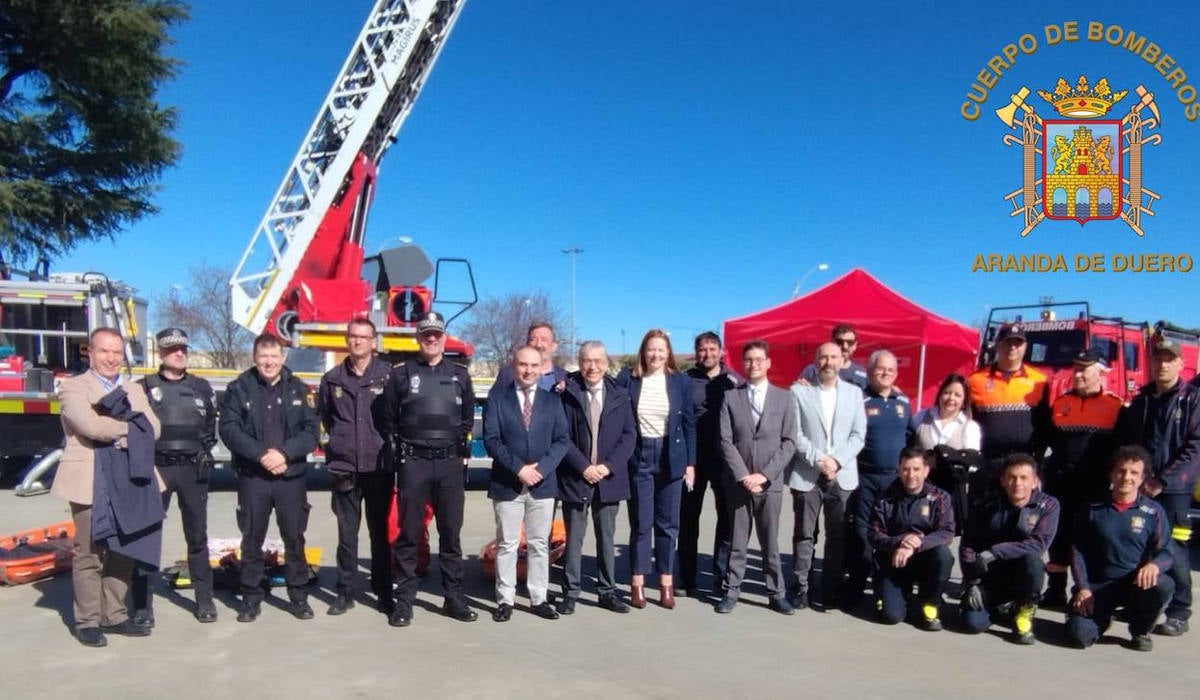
[130,327,218,626]
[379,311,477,627]
[319,318,394,616]
[1067,445,1175,652]
[967,323,1050,516]
[1040,349,1122,608]
[959,454,1060,644]
[219,333,320,623]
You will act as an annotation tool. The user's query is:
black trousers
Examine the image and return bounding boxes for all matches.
[1157,492,1193,621]
[394,456,464,602]
[961,553,1045,633]
[1066,572,1175,644]
[845,472,893,597]
[875,545,953,624]
[677,458,730,590]
[237,472,310,603]
[132,458,212,611]
[330,470,393,598]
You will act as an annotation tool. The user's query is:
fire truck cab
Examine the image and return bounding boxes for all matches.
[979,301,1199,402]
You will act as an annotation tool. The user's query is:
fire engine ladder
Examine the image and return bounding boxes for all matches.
[229,0,467,335]
[82,272,140,366]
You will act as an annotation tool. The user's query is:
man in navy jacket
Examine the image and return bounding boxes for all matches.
[556,341,636,614]
[483,346,570,622]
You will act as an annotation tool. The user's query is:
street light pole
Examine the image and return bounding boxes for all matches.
[562,245,584,355]
[791,262,830,298]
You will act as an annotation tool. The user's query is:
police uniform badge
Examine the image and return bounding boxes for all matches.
[334,386,343,399]
[920,501,931,518]
[1026,512,1040,528]
[895,404,906,417]
[195,397,207,415]
[149,386,163,402]
[410,374,421,393]
[866,407,880,417]
[305,392,315,409]
[1130,516,1145,534]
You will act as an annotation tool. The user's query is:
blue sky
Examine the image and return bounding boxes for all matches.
[54,0,1200,356]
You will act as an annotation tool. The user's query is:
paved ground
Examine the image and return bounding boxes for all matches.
[1,472,1198,700]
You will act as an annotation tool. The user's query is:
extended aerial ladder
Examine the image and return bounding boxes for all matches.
[229,0,474,355]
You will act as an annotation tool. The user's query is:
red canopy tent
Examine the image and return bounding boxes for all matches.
[721,269,980,408]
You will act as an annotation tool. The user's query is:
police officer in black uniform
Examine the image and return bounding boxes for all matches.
[380,311,477,627]
[219,333,320,623]
[130,327,218,625]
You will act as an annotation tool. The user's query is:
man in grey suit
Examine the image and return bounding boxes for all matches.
[788,341,867,610]
[715,340,797,615]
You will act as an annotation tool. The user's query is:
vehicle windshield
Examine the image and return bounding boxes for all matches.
[1024,330,1086,368]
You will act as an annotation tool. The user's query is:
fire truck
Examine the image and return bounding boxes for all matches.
[228,0,476,360]
[979,301,1200,401]
[0,268,148,485]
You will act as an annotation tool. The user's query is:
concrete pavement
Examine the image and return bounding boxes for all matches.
[1,478,1197,700]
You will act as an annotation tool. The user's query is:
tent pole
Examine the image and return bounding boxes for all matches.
[917,343,927,407]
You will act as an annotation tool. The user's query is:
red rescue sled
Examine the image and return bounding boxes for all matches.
[0,520,75,585]
[479,519,567,581]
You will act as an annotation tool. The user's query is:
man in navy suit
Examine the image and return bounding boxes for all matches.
[483,345,570,621]
[557,341,637,614]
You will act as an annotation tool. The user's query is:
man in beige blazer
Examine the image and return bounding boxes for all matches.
[52,328,161,647]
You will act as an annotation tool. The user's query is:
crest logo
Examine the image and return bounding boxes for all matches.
[995,75,1162,237]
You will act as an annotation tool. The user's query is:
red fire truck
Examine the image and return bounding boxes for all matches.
[979,301,1200,402]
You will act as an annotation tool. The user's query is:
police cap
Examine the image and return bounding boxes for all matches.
[416,311,446,335]
[156,327,189,349]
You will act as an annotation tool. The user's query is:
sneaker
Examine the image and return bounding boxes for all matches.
[1128,634,1154,652]
[1011,603,1036,644]
[919,603,943,632]
[1154,617,1189,637]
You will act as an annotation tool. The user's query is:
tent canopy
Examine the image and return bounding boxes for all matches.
[721,269,979,408]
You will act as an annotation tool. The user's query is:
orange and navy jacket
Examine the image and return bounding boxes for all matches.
[1043,389,1123,496]
[967,364,1050,461]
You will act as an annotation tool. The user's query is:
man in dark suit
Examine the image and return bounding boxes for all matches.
[715,340,797,614]
[483,345,570,621]
[557,341,637,614]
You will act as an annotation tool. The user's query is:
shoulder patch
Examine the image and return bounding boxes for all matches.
[1139,504,1157,515]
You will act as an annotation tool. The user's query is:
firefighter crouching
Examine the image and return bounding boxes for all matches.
[131,327,218,626]
[379,311,477,627]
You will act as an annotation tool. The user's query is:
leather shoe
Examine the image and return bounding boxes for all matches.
[327,596,354,616]
[630,584,647,609]
[598,595,630,614]
[290,600,314,620]
[769,596,796,616]
[237,600,261,623]
[532,601,560,620]
[556,597,577,615]
[100,620,151,637]
[388,602,413,627]
[195,599,218,623]
[714,595,737,614]
[443,597,478,622]
[492,603,513,622]
[76,627,107,648]
[131,608,155,630]
[659,585,676,610]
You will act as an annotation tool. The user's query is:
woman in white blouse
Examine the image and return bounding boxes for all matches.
[615,330,696,610]
[912,373,982,532]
